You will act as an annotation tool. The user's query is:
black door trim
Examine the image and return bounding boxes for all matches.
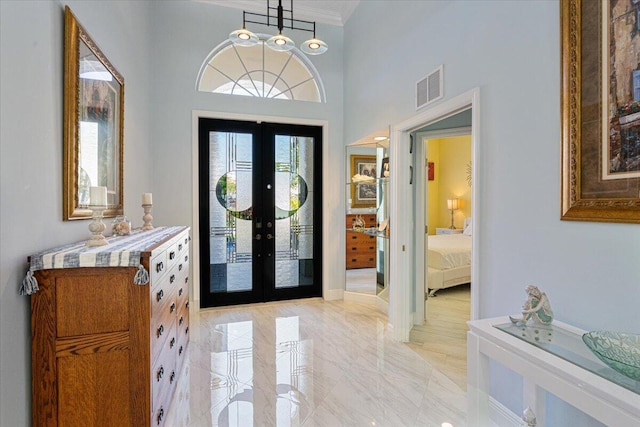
[198,118,323,308]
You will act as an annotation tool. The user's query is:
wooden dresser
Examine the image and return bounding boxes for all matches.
[29,226,190,427]
[346,214,377,269]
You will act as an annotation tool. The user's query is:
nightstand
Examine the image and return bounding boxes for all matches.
[436,228,463,235]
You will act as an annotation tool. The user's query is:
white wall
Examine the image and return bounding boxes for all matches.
[0,1,153,425]
[344,0,639,424]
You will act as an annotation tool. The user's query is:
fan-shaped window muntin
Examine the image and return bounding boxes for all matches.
[197,37,325,103]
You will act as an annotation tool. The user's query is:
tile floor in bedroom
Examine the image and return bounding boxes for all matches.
[167,287,470,427]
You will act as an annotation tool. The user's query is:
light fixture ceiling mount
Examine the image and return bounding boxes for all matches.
[228,0,328,55]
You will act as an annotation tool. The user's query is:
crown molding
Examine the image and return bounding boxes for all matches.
[196,0,359,27]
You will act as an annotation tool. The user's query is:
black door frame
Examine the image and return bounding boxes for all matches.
[198,118,323,307]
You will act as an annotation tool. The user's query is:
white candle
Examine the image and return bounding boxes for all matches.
[89,186,107,206]
[142,193,153,205]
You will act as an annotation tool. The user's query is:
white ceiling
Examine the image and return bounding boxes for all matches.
[197,0,360,26]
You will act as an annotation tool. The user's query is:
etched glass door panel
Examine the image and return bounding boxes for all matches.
[274,135,314,289]
[199,119,322,307]
[209,131,253,293]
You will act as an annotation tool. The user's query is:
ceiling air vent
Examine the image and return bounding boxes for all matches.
[416,65,443,110]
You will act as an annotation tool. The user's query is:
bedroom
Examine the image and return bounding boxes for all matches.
[408,129,472,388]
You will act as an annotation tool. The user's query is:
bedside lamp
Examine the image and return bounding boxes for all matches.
[447,198,459,229]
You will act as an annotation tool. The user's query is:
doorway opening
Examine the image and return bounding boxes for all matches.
[388,88,479,342]
[198,118,323,307]
[409,121,472,389]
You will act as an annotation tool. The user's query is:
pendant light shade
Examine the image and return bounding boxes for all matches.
[266,33,295,52]
[228,1,328,55]
[301,38,328,55]
[229,28,259,46]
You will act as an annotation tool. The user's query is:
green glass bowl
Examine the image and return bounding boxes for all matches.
[582,331,640,382]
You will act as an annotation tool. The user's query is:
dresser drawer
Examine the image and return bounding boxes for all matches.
[346,253,376,269]
[150,277,178,322]
[151,322,177,407]
[176,306,189,365]
[152,366,177,427]
[346,214,377,228]
[346,238,376,253]
[166,242,180,273]
[176,233,189,258]
[151,290,177,362]
[150,251,168,286]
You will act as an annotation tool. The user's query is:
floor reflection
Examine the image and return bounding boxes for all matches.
[167,299,468,427]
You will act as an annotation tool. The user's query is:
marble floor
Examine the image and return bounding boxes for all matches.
[345,267,379,294]
[166,297,468,427]
[409,284,471,390]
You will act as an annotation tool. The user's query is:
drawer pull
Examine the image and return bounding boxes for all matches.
[185,237,188,245]
[185,301,190,309]
[179,345,184,356]
[351,235,357,240]
[185,277,189,284]
[156,289,164,302]
[157,407,164,425]
[157,324,164,338]
[156,365,164,381]
[185,326,189,335]
[179,316,184,326]
[369,246,374,250]
[170,274,175,284]
[184,255,188,262]
[351,259,357,262]
[169,251,176,260]
[170,337,176,348]
[179,288,183,296]
[170,371,176,384]
[156,261,164,273]
[179,263,183,271]
[170,302,176,313]
[351,247,357,250]
[178,243,183,251]
[369,258,374,261]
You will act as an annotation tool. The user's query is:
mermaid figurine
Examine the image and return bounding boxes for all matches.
[509,285,554,326]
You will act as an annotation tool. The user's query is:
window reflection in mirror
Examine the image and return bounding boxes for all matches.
[64,6,123,220]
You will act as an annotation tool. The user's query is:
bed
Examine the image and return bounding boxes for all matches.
[427,218,472,296]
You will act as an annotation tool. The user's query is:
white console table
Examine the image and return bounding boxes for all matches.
[467,317,640,426]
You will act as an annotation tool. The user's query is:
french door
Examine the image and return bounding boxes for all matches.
[198,118,322,307]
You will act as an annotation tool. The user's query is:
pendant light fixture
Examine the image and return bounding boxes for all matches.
[228,0,328,55]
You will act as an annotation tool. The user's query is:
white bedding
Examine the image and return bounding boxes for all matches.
[427,234,471,270]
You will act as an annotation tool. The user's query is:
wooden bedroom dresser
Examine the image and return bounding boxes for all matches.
[345,213,377,269]
[28,226,190,427]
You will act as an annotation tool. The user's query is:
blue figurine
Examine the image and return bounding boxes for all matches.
[510,285,554,326]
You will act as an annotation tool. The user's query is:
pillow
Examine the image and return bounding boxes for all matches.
[463,221,472,236]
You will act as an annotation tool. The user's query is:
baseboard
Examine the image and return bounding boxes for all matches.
[324,288,344,301]
[375,296,388,314]
[343,290,377,305]
[489,396,522,427]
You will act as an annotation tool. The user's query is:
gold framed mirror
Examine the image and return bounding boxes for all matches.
[63,6,124,220]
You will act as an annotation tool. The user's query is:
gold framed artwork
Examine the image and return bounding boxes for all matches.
[350,155,377,208]
[561,0,640,223]
[63,6,124,220]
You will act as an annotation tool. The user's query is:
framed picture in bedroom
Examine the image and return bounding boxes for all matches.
[561,0,640,223]
[350,155,377,208]
[381,157,390,178]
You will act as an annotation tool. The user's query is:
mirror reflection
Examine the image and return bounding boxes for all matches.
[345,131,390,301]
[78,41,121,206]
[63,6,124,220]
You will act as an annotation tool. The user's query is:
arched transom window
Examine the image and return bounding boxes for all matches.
[197,36,325,103]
